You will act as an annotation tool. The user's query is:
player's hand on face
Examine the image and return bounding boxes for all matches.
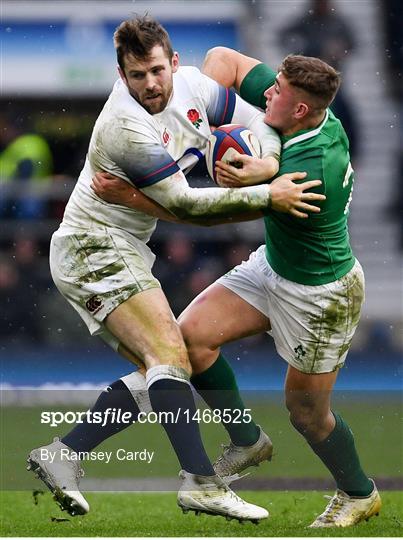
[269,171,326,218]
[215,153,278,187]
[91,172,135,205]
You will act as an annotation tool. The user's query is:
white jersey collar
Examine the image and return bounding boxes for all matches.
[283,109,329,150]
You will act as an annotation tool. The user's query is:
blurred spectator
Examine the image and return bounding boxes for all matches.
[390,111,403,249]
[279,0,359,160]
[13,235,51,290]
[382,0,403,100]
[0,114,53,218]
[382,0,403,248]
[225,242,253,268]
[154,233,229,316]
[0,256,43,345]
[155,233,198,315]
[0,236,52,346]
[188,257,225,299]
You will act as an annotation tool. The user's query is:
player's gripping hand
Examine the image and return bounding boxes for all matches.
[91,172,136,206]
[215,153,279,187]
[269,172,326,218]
[91,171,179,222]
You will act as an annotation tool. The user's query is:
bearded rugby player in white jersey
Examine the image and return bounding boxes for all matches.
[28,15,324,521]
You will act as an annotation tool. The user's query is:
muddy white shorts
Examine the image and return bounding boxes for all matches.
[50,226,161,347]
[217,245,365,374]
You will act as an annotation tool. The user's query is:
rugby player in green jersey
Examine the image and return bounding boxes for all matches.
[66,48,380,527]
[176,48,381,528]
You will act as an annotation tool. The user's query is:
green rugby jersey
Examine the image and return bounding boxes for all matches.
[240,63,356,285]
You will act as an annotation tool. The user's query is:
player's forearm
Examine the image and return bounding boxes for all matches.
[117,188,263,226]
[261,157,279,181]
[142,172,271,220]
[112,189,262,226]
[246,111,281,163]
[120,187,263,225]
[158,186,270,220]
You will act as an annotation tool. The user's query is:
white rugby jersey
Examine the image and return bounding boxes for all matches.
[61,66,280,242]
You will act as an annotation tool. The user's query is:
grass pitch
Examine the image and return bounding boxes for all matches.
[1,490,402,537]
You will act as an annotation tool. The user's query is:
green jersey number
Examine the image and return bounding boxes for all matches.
[343,161,354,215]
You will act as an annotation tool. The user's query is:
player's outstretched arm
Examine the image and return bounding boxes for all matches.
[92,169,325,221]
[91,172,263,226]
[202,47,261,91]
[142,169,272,220]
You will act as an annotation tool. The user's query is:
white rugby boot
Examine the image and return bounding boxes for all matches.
[177,470,268,524]
[309,481,381,528]
[27,438,89,516]
[213,426,273,482]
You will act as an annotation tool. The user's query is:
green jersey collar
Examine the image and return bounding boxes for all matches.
[282,109,329,149]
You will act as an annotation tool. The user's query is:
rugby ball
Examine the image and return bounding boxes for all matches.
[205,124,261,184]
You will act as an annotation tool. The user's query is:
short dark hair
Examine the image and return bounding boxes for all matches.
[114,15,174,71]
[279,55,341,109]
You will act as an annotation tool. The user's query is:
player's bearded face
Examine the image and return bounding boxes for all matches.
[121,46,179,115]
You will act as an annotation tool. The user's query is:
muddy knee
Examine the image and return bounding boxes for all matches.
[287,400,332,442]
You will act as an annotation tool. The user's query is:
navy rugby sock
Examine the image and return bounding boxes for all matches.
[146,365,215,476]
[309,412,373,497]
[61,378,140,453]
[191,353,260,446]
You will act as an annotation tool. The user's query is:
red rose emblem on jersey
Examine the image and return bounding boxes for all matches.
[187,109,199,122]
[187,108,203,129]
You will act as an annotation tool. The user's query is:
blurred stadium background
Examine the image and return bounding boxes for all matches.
[1,0,402,493]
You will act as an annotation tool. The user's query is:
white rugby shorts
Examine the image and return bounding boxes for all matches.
[50,226,161,346]
[217,245,365,374]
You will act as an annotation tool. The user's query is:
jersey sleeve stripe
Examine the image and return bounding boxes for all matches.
[211,87,236,126]
[134,160,180,188]
[183,147,204,160]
